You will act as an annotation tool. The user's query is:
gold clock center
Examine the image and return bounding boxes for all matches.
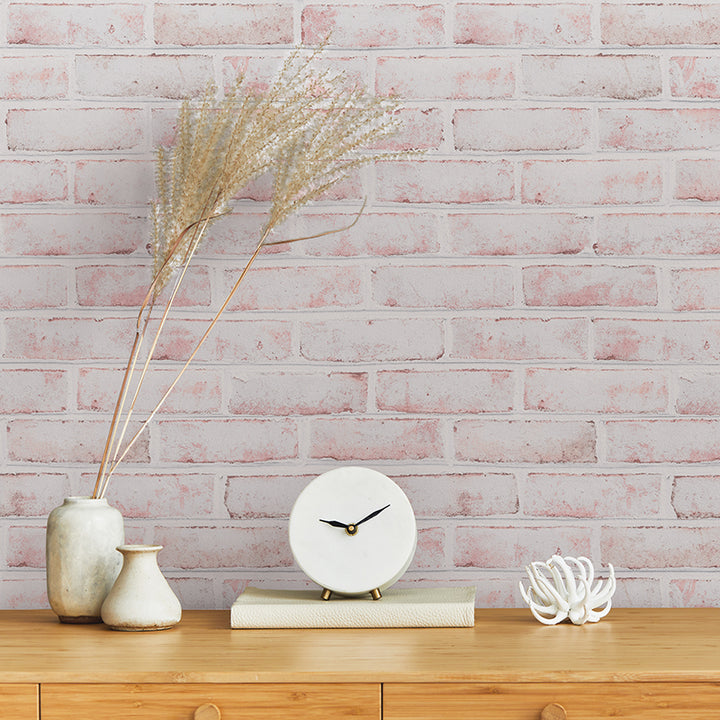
[346,524,358,536]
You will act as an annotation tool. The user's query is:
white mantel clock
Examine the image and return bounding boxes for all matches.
[288,467,417,601]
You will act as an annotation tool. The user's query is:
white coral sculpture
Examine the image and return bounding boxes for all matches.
[519,555,616,625]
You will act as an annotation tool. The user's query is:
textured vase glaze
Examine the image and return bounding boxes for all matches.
[46,497,125,623]
[101,545,182,631]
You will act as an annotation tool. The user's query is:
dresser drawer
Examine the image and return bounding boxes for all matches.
[0,684,38,719]
[384,682,720,719]
[41,683,380,720]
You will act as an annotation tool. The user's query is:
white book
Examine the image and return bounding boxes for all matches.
[230,586,476,629]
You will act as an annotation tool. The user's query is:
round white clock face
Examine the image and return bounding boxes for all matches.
[288,467,417,597]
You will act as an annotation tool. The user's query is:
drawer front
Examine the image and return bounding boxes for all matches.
[384,682,720,719]
[0,684,38,719]
[41,683,380,720]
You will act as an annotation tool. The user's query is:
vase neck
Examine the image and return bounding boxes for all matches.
[63,496,109,506]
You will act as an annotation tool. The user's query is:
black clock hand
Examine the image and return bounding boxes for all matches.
[354,504,391,527]
[319,518,350,529]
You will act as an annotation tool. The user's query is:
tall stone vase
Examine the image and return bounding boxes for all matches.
[46,497,125,623]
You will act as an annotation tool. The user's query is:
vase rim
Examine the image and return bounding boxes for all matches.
[117,544,163,553]
[63,496,109,504]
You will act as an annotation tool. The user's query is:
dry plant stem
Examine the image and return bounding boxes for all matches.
[93,202,225,498]
[105,197,221,474]
[96,211,223,499]
[99,235,268,495]
[98,206,368,497]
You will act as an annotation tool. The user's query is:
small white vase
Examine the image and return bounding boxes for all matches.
[46,496,125,623]
[101,545,182,631]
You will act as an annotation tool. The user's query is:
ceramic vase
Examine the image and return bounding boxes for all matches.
[101,545,182,631]
[46,496,125,623]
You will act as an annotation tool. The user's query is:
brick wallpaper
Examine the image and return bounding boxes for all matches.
[1,1,720,611]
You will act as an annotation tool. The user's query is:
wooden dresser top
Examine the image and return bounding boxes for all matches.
[0,609,718,684]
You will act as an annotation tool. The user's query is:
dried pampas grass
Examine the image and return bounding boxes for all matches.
[93,44,406,499]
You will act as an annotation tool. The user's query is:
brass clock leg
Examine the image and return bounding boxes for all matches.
[320,588,332,601]
[370,588,382,601]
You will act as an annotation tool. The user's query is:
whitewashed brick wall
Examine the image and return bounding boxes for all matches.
[1,1,720,610]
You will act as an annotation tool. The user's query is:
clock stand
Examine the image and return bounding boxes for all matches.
[319,587,382,601]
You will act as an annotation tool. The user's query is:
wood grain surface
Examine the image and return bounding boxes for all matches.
[0,609,718,684]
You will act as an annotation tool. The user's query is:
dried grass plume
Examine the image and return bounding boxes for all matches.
[93,44,407,499]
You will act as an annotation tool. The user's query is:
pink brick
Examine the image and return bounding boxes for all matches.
[601,525,720,568]
[676,373,720,415]
[451,317,587,360]
[449,213,590,256]
[0,265,67,309]
[414,527,447,569]
[167,577,217,610]
[613,577,663,608]
[300,318,443,362]
[524,474,663,518]
[301,212,440,257]
[224,265,362,311]
[155,419,297,463]
[4,317,134,360]
[600,108,720,151]
[76,54,213,98]
[7,419,149,463]
[676,160,720,201]
[523,160,663,205]
[596,213,720,256]
[454,419,596,463]
[377,160,514,204]
[89,473,215,518]
[454,108,591,152]
[7,526,46,568]
[155,525,293,569]
[225,475,311,518]
[375,55,514,100]
[606,420,720,463]
[377,369,513,413]
[594,319,720,362]
[395,473,518,517]
[0,212,144,256]
[241,170,362,204]
[1,578,50,609]
[602,4,720,46]
[302,4,444,47]
[0,161,67,203]
[154,319,292,363]
[309,418,443,461]
[374,107,444,152]
[373,264,513,309]
[74,160,153,205]
[77,367,222,415]
[8,3,144,45]
[522,54,661,99]
[670,56,720,98]
[76,264,211,307]
[525,368,668,414]
[523,265,657,307]
[455,3,591,45]
[0,474,69,516]
[0,370,67,413]
[455,526,592,567]
[672,476,720,518]
[223,54,369,95]
[155,4,292,45]
[229,372,367,416]
[195,211,287,257]
[671,268,720,311]
[668,578,720,607]
[0,56,68,98]
[7,108,144,151]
